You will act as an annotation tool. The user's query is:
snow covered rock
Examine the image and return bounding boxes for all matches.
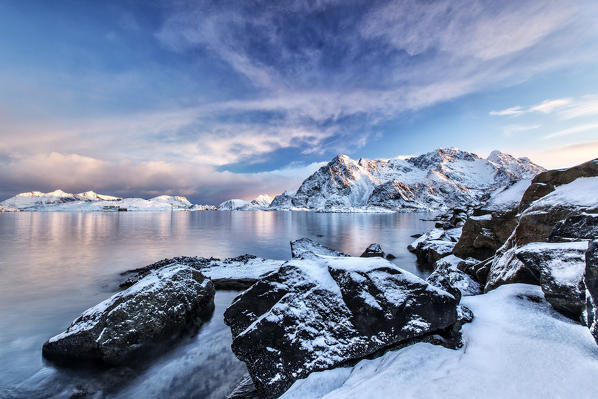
[519,158,598,212]
[426,255,482,298]
[516,242,588,320]
[281,284,598,399]
[408,227,462,265]
[290,238,349,258]
[223,255,459,398]
[585,240,598,344]
[120,254,284,290]
[487,173,598,292]
[43,265,215,365]
[453,180,531,260]
[360,243,385,258]
[549,213,598,242]
[275,148,543,212]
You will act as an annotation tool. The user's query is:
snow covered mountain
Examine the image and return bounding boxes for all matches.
[217,194,274,211]
[0,190,203,212]
[270,148,544,212]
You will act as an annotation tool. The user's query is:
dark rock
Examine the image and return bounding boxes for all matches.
[360,243,385,258]
[486,161,598,292]
[426,255,482,299]
[408,228,461,265]
[585,240,598,344]
[224,255,458,398]
[516,242,587,320]
[226,375,259,399]
[453,211,518,260]
[290,237,348,258]
[120,254,281,291]
[43,265,215,366]
[385,253,396,260]
[549,213,598,242]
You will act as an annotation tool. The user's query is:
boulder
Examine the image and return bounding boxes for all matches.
[585,240,598,344]
[290,238,348,258]
[519,158,598,212]
[120,255,283,290]
[360,243,385,258]
[453,212,519,260]
[224,255,458,398]
[549,213,598,242]
[426,255,482,299]
[516,242,587,320]
[408,227,462,265]
[43,265,215,365]
[486,175,598,292]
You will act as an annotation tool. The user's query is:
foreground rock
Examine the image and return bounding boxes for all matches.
[426,255,482,299]
[486,175,598,291]
[43,265,215,365]
[453,179,531,260]
[120,255,284,290]
[549,213,598,241]
[360,243,385,258]
[224,255,458,398]
[516,242,587,320]
[586,240,598,344]
[290,238,349,258]
[408,227,462,265]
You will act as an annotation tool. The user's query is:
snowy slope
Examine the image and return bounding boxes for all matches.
[272,148,544,212]
[282,284,598,399]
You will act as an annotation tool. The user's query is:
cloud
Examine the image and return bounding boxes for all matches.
[155,0,594,159]
[490,106,525,116]
[491,95,598,119]
[544,122,598,139]
[503,124,541,136]
[526,140,598,168]
[0,151,322,204]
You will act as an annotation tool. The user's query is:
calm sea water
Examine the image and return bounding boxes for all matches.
[0,211,435,398]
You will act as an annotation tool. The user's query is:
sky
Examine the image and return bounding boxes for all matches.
[1,0,597,204]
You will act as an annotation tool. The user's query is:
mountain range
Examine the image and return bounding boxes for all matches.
[0,148,544,213]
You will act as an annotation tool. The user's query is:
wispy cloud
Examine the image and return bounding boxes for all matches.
[503,124,541,136]
[490,95,598,119]
[544,122,598,139]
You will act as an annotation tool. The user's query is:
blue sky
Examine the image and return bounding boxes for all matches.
[1,0,597,203]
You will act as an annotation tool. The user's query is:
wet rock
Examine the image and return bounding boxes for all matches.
[585,240,598,344]
[290,237,349,258]
[516,242,587,320]
[43,265,215,366]
[360,243,385,258]
[224,255,458,398]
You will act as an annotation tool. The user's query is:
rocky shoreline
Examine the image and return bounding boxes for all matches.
[39,157,598,398]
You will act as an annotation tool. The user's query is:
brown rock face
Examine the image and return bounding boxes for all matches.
[453,210,518,261]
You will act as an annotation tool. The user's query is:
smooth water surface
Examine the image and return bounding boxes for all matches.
[0,211,435,397]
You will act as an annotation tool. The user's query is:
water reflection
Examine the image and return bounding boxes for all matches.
[0,211,435,396]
